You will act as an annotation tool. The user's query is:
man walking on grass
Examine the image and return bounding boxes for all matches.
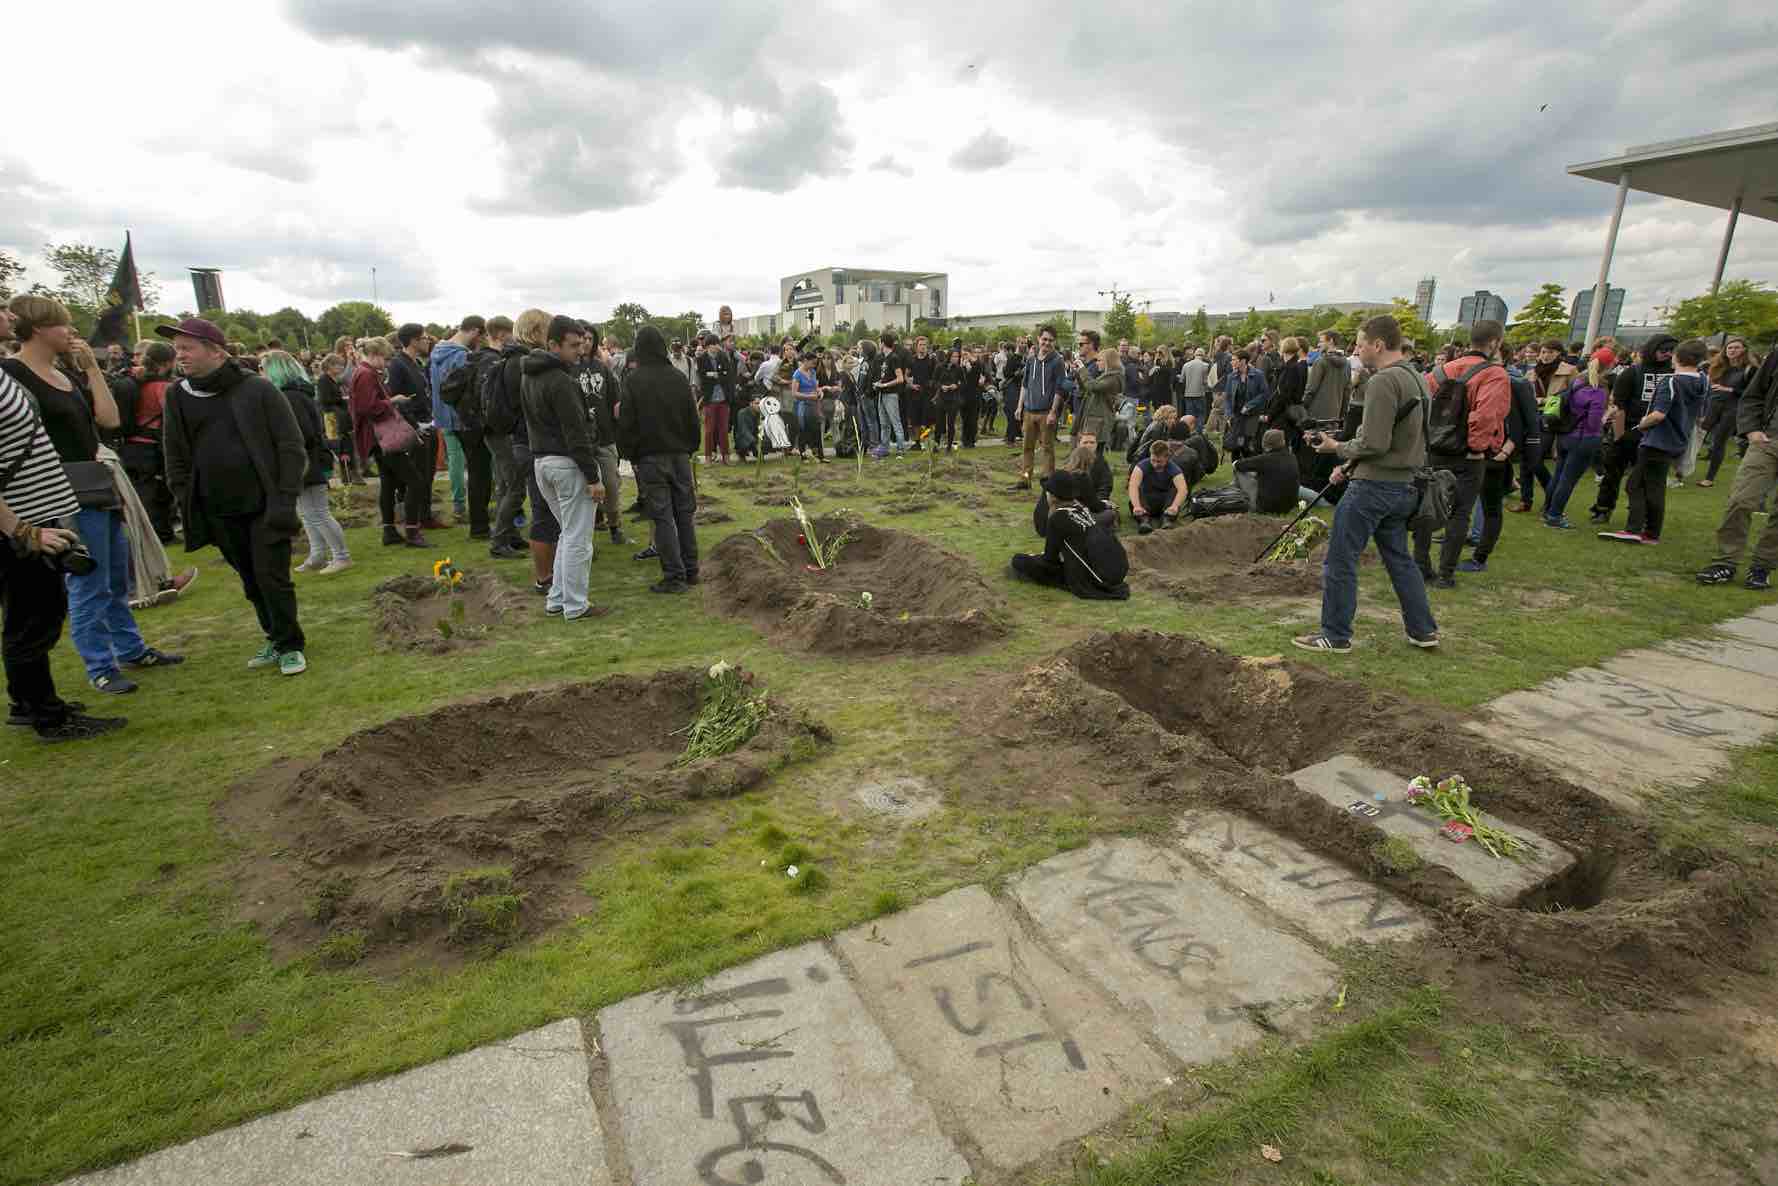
[1295,314,1439,655]
[160,318,310,675]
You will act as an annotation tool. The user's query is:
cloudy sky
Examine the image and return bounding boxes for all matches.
[5,0,1776,331]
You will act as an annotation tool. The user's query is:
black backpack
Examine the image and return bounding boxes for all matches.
[1426,358,1492,456]
[1189,485,1249,518]
[1187,431,1219,477]
[438,356,475,409]
[482,349,523,436]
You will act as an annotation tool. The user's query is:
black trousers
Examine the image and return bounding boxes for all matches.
[458,427,492,536]
[962,395,980,447]
[375,447,429,527]
[121,443,177,541]
[1472,462,1512,563]
[1634,447,1676,539]
[418,428,439,517]
[1592,431,1642,520]
[1516,441,1550,510]
[1413,457,1485,580]
[208,512,304,653]
[635,454,698,582]
[938,400,959,448]
[1,541,72,722]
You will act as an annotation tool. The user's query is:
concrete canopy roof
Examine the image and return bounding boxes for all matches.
[1568,122,1778,223]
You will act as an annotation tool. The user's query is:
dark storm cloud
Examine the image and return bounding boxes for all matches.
[282,0,855,211]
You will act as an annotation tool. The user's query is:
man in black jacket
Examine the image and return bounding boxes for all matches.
[481,316,529,558]
[573,321,626,546]
[159,318,309,675]
[388,323,443,529]
[1698,348,1778,590]
[521,315,607,621]
[1591,336,1674,528]
[1009,471,1130,599]
[617,326,701,593]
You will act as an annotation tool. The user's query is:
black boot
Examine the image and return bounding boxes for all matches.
[382,523,402,546]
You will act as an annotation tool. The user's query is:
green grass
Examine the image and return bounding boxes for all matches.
[2,444,1774,1185]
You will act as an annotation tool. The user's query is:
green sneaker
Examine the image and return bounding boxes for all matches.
[247,642,279,670]
[279,650,308,677]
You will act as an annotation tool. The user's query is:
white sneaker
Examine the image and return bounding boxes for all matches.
[320,558,354,574]
[296,557,327,572]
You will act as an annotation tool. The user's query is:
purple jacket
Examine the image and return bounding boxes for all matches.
[1562,382,1609,440]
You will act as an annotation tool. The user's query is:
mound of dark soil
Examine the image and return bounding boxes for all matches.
[219,670,831,973]
[694,508,734,526]
[702,515,1008,655]
[1039,630,1760,990]
[1127,512,1338,598]
[372,572,530,652]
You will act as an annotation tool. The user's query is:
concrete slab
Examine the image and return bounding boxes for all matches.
[1753,604,1778,626]
[1660,637,1778,682]
[64,1021,608,1186]
[1718,615,1778,651]
[1477,669,1775,801]
[599,942,969,1186]
[1288,755,1573,904]
[834,885,1169,1170]
[1602,649,1778,718]
[1009,840,1339,1066]
[1173,810,1428,944]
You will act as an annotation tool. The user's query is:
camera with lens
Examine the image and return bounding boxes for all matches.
[48,540,97,576]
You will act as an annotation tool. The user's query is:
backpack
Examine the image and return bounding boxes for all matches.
[1187,431,1219,477]
[1426,358,1493,456]
[1545,384,1578,437]
[1188,485,1249,519]
[437,356,475,409]
[481,350,522,436]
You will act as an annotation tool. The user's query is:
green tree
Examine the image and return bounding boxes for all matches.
[315,301,394,344]
[604,302,650,347]
[266,306,318,350]
[1103,294,1138,344]
[1133,312,1156,346]
[1190,306,1210,340]
[1034,315,1073,343]
[1665,279,1778,342]
[42,241,161,315]
[1508,282,1569,346]
[0,249,23,302]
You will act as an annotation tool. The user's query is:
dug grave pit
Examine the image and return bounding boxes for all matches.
[1054,630,1762,990]
[371,571,530,653]
[218,669,831,974]
[700,515,1008,655]
[1126,510,1341,599]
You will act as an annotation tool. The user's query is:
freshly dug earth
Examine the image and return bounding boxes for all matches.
[372,572,530,652]
[1127,512,1336,599]
[218,670,831,973]
[701,515,1008,655]
[1009,630,1762,992]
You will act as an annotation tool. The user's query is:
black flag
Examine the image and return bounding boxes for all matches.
[89,233,145,350]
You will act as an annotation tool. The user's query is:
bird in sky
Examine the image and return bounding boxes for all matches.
[1539,103,1548,112]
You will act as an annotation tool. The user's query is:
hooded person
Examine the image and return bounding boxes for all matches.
[520,314,609,621]
[617,325,703,593]
[1590,334,1676,529]
[1009,470,1131,600]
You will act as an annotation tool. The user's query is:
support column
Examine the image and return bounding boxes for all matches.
[1583,169,1630,350]
[1711,194,1743,295]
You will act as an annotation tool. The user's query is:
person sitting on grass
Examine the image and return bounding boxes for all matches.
[1235,428,1321,513]
[1033,443,1116,533]
[1070,432,1115,509]
[1129,439,1188,534]
[1009,470,1130,600]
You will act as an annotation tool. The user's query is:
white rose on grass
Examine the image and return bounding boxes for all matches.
[786,865,800,879]
[709,660,734,679]
[1297,500,1307,511]
[860,591,873,608]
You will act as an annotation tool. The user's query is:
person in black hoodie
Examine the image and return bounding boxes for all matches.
[387,324,442,529]
[573,321,626,546]
[617,325,701,593]
[482,315,532,560]
[160,318,309,675]
[1590,335,1675,528]
[1009,470,1130,599]
[522,315,607,621]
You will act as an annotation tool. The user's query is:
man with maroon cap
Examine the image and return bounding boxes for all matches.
[158,317,311,676]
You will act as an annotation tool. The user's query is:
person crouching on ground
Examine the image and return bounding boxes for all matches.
[520,315,608,621]
[1033,443,1117,535]
[618,326,703,594]
[1010,470,1130,600]
[160,317,310,676]
[1234,428,1320,513]
[1129,439,1188,534]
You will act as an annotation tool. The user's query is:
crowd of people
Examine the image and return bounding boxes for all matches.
[3,284,1773,743]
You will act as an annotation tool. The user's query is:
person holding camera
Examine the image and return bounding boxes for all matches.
[3,297,183,696]
[0,363,128,741]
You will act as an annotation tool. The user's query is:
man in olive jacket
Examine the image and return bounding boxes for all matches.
[160,318,310,675]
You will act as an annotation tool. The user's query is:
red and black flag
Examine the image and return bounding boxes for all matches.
[89,232,145,349]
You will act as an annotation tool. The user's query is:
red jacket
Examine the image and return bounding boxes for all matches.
[1426,354,1510,454]
[349,365,397,459]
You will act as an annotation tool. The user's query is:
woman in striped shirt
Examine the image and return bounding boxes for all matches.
[0,340,128,742]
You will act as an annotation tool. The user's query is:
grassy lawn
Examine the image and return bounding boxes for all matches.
[3,440,1774,1185]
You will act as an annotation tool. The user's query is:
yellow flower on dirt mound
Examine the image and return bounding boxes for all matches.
[432,557,451,579]
[919,426,933,440]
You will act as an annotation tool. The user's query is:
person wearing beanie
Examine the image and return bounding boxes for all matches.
[1009,470,1130,599]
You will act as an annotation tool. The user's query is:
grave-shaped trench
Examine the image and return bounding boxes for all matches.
[701,515,1008,655]
[1125,511,1348,600]
[218,669,830,972]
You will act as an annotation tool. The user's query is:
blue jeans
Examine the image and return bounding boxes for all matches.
[533,456,597,617]
[1321,479,1437,645]
[879,393,907,448]
[1181,396,1207,426]
[66,507,147,680]
[859,395,881,448]
[1546,436,1601,520]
